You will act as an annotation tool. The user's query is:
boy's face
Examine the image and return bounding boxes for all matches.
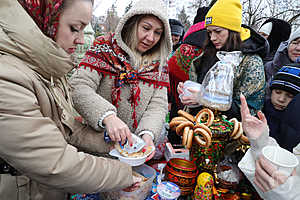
[271,89,294,110]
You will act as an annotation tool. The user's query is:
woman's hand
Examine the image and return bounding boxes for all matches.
[240,94,268,139]
[103,114,133,145]
[180,88,202,106]
[177,82,184,96]
[254,156,290,192]
[177,81,202,106]
[142,134,155,161]
[122,174,143,192]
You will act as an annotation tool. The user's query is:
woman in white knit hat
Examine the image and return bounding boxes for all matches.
[265,27,300,99]
[70,0,172,158]
[265,27,300,80]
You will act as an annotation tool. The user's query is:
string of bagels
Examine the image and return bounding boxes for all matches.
[169,108,249,149]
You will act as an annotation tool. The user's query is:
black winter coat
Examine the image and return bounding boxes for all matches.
[265,42,292,82]
[263,94,300,152]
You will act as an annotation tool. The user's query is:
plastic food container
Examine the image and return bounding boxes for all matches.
[102,164,156,200]
[109,146,155,166]
[157,181,181,200]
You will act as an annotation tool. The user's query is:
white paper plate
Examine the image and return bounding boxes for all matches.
[109,146,155,166]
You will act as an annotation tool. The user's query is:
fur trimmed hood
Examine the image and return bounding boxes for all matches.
[114,0,172,69]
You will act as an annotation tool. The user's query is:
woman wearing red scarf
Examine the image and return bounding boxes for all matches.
[0,0,137,199]
[70,0,172,156]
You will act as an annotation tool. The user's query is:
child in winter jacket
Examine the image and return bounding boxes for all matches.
[263,63,300,151]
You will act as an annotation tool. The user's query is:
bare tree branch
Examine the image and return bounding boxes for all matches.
[241,0,300,29]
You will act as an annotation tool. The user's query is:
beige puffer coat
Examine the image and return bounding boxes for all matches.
[0,1,133,199]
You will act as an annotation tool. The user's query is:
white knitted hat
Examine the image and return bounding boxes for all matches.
[288,27,300,46]
[259,22,273,35]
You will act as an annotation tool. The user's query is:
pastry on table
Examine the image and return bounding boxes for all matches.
[114,142,153,158]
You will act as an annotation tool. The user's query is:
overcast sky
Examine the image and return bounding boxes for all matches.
[93,0,136,17]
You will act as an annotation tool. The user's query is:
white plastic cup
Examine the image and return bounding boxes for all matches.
[262,145,299,176]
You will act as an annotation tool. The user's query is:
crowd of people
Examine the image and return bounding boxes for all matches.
[0,0,299,199]
[170,0,300,199]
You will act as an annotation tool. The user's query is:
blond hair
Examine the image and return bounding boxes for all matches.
[121,14,169,71]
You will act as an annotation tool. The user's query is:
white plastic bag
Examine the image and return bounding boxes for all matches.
[200,51,242,111]
[179,80,204,108]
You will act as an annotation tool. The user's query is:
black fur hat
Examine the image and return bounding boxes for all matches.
[193,7,210,25]
[260,18,291,54]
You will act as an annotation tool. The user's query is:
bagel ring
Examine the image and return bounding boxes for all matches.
[178,110,195,122]
[169,120,184,131]
[175,121,194,136]
[171,116,189,122]
[194,128,212,147]
[229,118,239,137]
[194,123,212,137]
[186,129,194,149]
[240,134,250,144]
[169,116,190,130]
[195,108,214,127]
[233,122,243,140]
[182,127,190,146]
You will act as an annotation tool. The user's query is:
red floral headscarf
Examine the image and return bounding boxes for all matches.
[17,0,64,40]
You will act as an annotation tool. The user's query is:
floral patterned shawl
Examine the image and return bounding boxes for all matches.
[17,0,63,40]
[79,33,169,128]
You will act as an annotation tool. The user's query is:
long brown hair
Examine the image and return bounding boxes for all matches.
[204,30,242,56]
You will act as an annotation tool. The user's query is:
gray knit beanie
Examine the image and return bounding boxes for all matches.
[169,19,184,36]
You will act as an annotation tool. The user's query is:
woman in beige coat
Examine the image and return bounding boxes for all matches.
[70,0,172,154]
[0,0,136,199]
